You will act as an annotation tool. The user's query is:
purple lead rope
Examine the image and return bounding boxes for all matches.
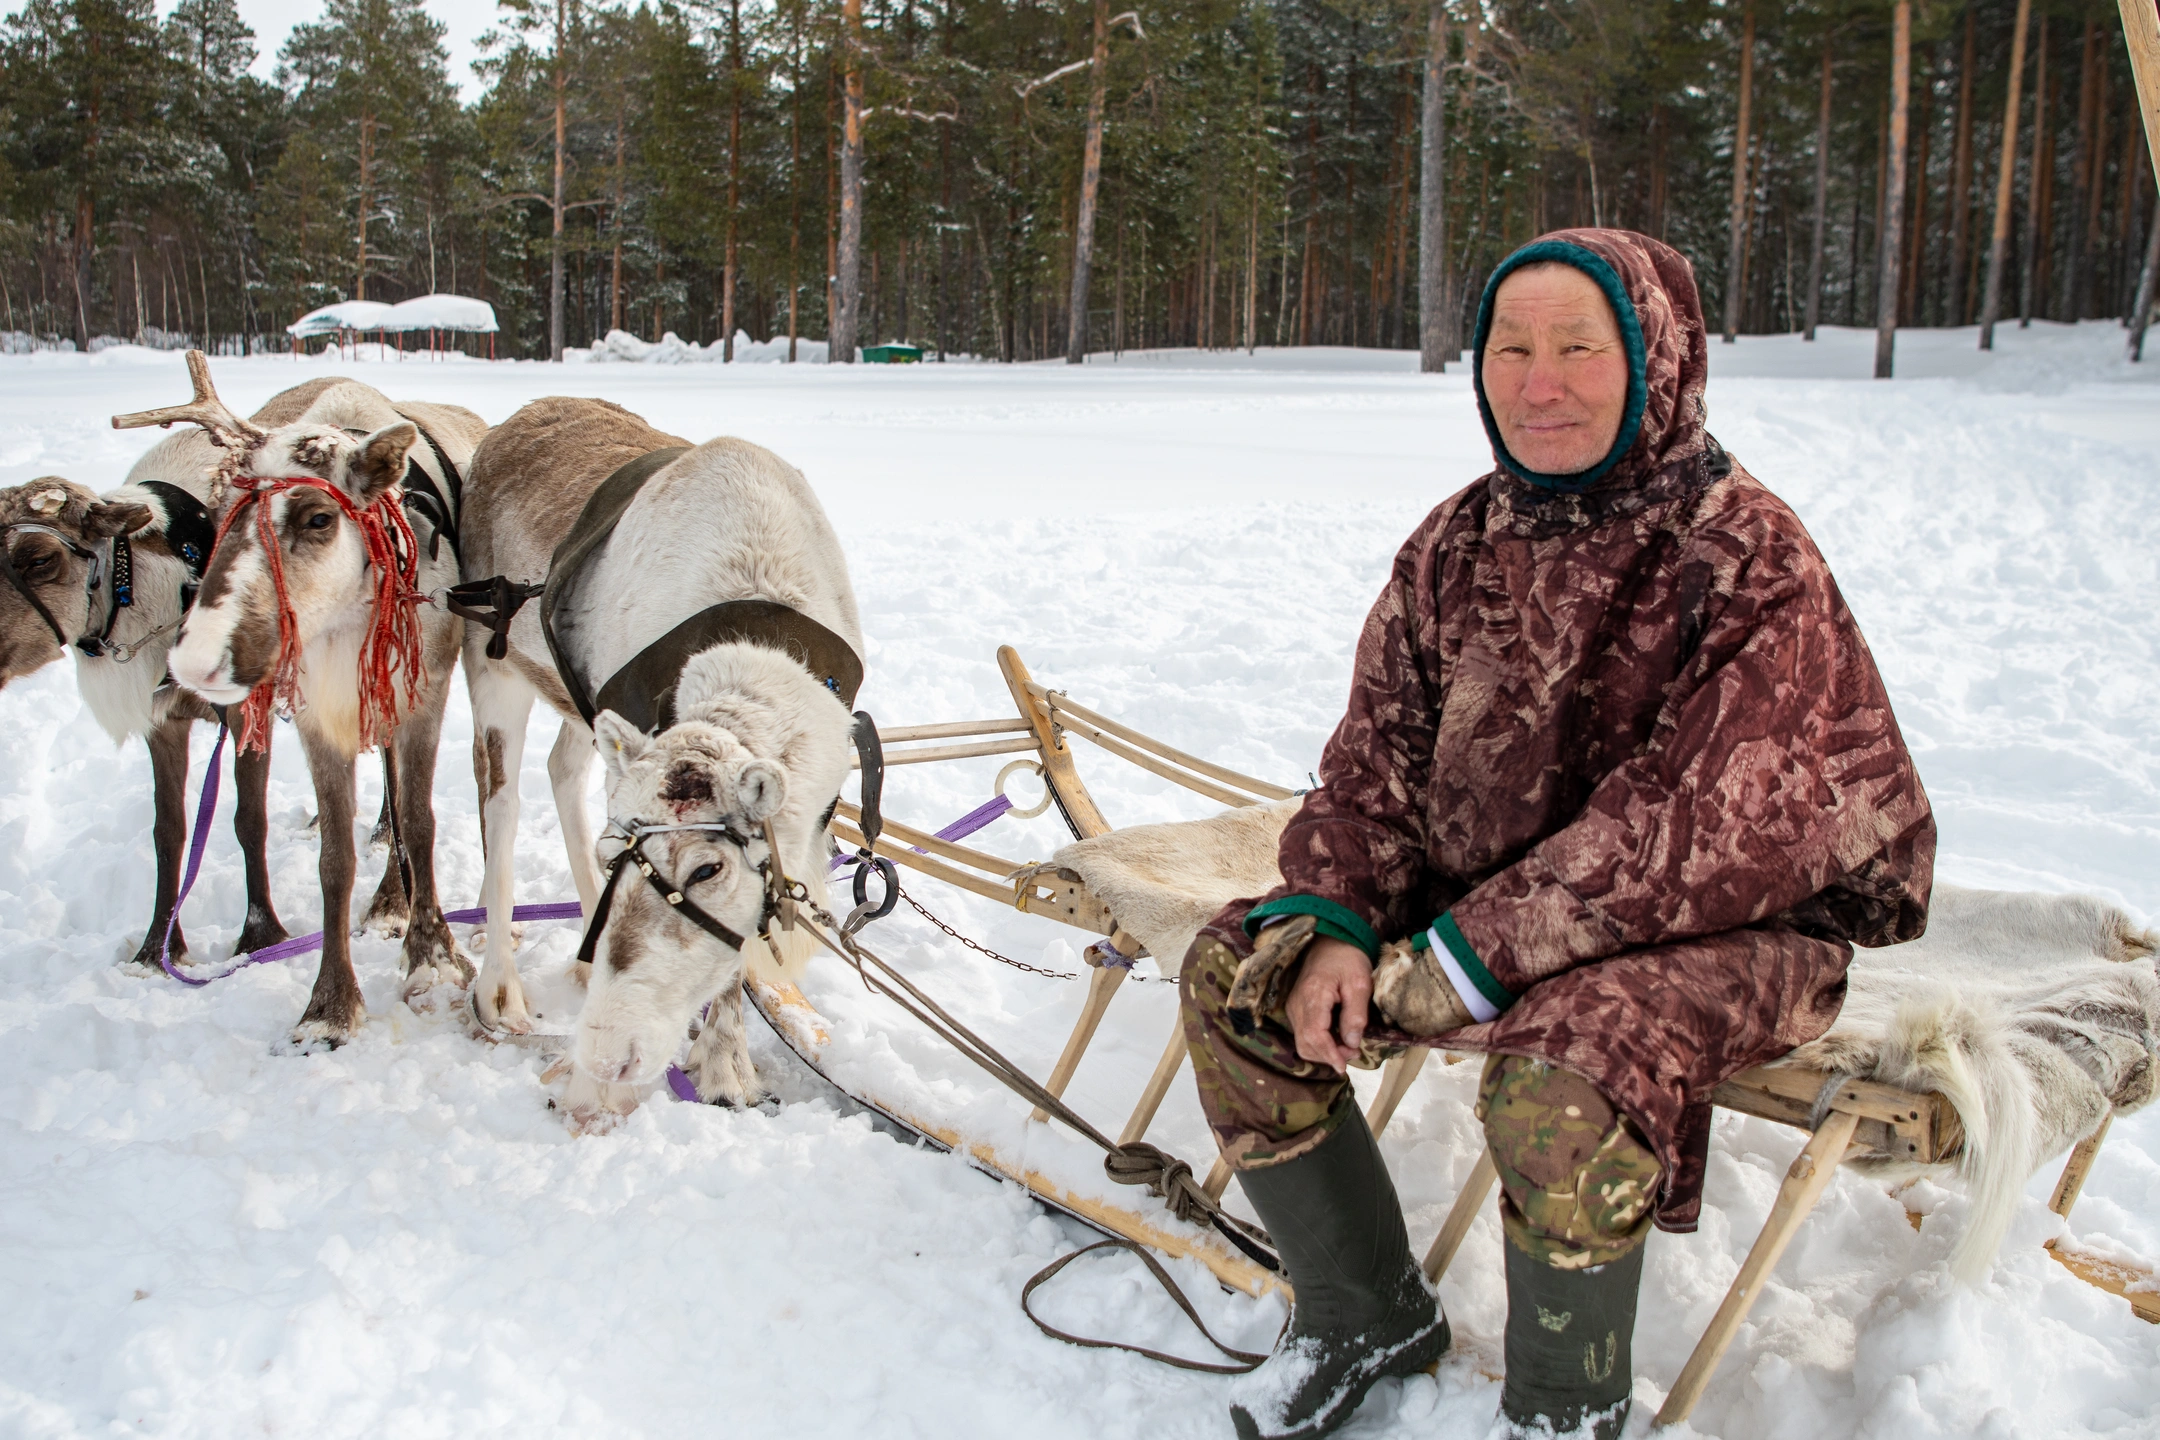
[156,754,1012,1111]
[155,728,588,986]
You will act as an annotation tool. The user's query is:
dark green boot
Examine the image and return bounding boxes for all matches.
[1229,1109,1451,1440]
[1499,1237,1645,1440]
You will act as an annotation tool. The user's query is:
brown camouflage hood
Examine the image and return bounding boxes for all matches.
[1204,227,1937,1226]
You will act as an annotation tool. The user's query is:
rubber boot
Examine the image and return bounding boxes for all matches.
[1228,1109,1450,1440]
[1499,1236,1645,1440]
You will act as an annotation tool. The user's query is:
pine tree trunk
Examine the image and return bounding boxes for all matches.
[1948,11,1976,324]
[2061,20,2098,319]
[550,0,566,362]
[1980,0,2032,348]
[1416,0,1448,371]
[1064,0,1110,364]
[833,0,865,364]
[723,0,742,360]
[1876,0,1910,378]
[1901,61,1930,326]
[612,92,626,335]
[1723,0,1755,342]
[2131,203,2160,357]
[1805,35,1832,339]
[2020,17,2049,324]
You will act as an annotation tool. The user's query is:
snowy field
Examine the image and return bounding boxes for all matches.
[1,321,2156,1439]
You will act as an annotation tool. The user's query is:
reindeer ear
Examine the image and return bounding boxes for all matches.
[735,759,787,823]
[594,710,653,783]
[80,502,154,540]
[353,422,419,505]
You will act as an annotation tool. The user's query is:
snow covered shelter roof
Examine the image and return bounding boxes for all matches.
[287,300,394,337]
[286,295,499,337]
[382,295,499,333]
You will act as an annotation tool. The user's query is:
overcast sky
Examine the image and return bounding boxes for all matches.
[1,0,505,102]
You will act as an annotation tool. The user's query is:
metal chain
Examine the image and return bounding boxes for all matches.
[898,887,1079,981]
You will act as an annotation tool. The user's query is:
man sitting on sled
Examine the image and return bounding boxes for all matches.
[1179,229,1935,1440]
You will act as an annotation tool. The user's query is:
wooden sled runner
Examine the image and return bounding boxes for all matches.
[795,644,2155,1420]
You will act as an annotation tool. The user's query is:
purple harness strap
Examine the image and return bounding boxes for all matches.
[829,792,1014,873]
[157,730,589,985]
[157,757,1016,1113]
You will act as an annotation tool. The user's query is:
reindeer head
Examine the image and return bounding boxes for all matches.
[0,481,152,687]
[572,709,792,1091]
[162,420,419,712]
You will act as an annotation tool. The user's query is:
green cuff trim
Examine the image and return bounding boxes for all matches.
[1245,895,1380,960]
[1431,911,1514,1013]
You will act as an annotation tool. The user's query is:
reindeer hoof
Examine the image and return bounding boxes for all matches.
[558,1066,639,1133]
[688,1040,763,1108]
[286,1013,363,1053]
[236,908,289,956]
[471,966,534,1036]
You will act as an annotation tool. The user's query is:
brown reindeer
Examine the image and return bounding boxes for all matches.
[0,376,405,970]
[117,353,485,1049]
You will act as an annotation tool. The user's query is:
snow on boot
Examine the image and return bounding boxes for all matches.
[1229,1108,1450,1440]
[1498,1235,1644,1440]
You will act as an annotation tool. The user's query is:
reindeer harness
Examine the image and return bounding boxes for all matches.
[0,481,214,663]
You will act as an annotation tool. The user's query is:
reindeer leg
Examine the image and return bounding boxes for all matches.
[128,716,194,971]
[548,718,600,986]
[291,732,364,1050]
[469,667,536,1032]
[232,731,288,955]
[394,683,470,1006]
[684,975,762,1107]
[360,745,411,937]
[367,750,395,852]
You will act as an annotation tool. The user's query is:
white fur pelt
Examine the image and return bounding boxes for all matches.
[1786,884,2158,1280]
[1021,798,1299,978]
[1042,807,2158,1280]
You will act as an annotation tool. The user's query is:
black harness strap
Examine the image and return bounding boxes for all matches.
[445,575,546,661]
[140,481,213,595]
[76,528,133,657]
[541,446,692,725]
[590,599,865,734]
[397,422,463,565]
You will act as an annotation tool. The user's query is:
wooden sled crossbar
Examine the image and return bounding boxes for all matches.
[827,645,2155,1412]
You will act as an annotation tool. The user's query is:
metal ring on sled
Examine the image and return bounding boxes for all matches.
[851,852,901,921]
[995,759,1055,818]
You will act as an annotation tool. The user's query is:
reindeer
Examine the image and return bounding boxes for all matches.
[452,397,861,1120]
[0,376,423,970]
[119,353,486,1049]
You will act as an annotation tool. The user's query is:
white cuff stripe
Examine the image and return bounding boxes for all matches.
[1427,927,1502,1024]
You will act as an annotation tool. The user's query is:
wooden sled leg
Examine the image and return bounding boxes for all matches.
[2048,1113,2111,1220]
[1118,1018,1190,1145]
[1656,1109,1859,1427]
[1365,1046,1431,1136]
[1031,958,1128,1123]
[1423,1149,1499,1284]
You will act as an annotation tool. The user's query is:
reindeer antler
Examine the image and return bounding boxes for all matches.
[110,350,266,448]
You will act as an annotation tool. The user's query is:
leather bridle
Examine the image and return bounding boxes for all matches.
[576,816,799,970]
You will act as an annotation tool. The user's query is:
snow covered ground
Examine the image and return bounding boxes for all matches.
[1,320,2156,1439]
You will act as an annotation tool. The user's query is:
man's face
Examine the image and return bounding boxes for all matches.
[1481,263,1630,476]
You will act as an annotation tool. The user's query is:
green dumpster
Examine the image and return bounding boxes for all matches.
[861,343,924,363]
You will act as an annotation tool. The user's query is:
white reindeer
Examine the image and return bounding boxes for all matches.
[452,396,859,1118]
[126,354,485,1048]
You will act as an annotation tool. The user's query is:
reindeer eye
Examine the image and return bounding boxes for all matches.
[305,512,334,531]
[688,863,721,885]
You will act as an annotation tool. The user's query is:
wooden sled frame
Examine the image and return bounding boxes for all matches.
[829,644,2156,1420]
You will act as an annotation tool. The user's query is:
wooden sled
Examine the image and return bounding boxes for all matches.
[807,644,2154,1415]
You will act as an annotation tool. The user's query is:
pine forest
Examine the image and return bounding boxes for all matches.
[2,0,2155,363]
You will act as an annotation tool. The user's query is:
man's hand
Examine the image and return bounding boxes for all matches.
[1286,937,1373,1075]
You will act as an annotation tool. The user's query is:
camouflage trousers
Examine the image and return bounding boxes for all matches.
[1181,933,1661,1268]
